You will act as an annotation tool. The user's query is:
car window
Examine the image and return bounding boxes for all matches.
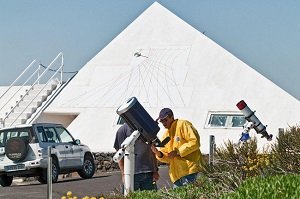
[37,126,47,142]
[56,127,74,143]
[44,127,60,143]
[0,132,4,147]
[6,131,18,140]
[0,128,32,144]
[19,131,29,138]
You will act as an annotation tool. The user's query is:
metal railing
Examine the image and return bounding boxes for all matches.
[0,52,64,127]
[0,60,37,113]
[27,70,78,125]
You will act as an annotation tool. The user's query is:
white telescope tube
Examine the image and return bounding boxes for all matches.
[113,148,125,162]
[236,100,272,141]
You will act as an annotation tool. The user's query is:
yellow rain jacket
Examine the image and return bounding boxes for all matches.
[156,119,203,183]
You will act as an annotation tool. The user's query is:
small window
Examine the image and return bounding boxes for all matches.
[232,115,245,127]
[206,112,245,128]
[208,114,227,127]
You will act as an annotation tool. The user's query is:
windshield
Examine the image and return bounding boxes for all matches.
[0,127,33,146]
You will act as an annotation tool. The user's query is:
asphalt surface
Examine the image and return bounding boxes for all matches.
[0,166,172,199]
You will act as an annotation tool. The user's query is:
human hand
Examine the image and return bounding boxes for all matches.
[151,144,159,154]
[167,150,179,159]
[153,171,160,181]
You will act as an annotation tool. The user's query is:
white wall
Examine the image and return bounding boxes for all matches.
[41,2,300,153]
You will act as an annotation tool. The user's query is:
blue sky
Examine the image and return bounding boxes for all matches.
[0,0,299,100]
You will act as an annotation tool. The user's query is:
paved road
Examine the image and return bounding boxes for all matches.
[0,167,171,199]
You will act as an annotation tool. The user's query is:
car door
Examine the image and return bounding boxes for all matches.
[55,126,82,167]
[41,126,68,168]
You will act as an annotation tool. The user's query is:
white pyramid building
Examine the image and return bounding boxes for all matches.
[38,2,300,153]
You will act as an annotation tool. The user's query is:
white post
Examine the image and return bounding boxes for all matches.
[47,146,52,199]
[113,130,140,196]
[209,135,215,166]
[124,143,135,195]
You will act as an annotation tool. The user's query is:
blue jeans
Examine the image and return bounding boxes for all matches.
[134,172,157,191]
[173,172,199,188]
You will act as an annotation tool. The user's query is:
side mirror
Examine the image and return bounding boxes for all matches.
[75,139,81,145]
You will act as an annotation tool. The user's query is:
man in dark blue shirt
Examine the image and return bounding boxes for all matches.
[114,123,159,191]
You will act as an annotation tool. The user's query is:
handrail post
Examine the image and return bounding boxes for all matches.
[0,118,3,128]
[60,53,64,84]
[38,64,41,85]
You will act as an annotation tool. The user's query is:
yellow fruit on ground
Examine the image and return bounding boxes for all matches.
[61,196,67,199]
[67,191,73,197]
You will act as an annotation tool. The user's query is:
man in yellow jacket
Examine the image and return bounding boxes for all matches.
[151,108,203,187]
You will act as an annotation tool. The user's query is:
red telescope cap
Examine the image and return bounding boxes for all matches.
[236,100,247,110]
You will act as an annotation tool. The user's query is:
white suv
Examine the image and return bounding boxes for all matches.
[0,123,95,187]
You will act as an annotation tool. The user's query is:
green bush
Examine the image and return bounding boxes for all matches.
[220,174,300,199]
[105,174,300,199]
[270,125,300,173]
[204,137,272,195]
[68,124,300,199]
[126,177,219,199]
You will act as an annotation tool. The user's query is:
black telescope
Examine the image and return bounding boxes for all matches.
[117,97,167,147]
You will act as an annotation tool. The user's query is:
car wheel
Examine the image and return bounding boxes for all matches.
[0,175,13,187]
[77,154,95,179]
[37,157,59,184]
[5,137,28,162]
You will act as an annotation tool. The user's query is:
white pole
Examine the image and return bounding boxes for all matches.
[124,144,135,195]
[113,130,140,196]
